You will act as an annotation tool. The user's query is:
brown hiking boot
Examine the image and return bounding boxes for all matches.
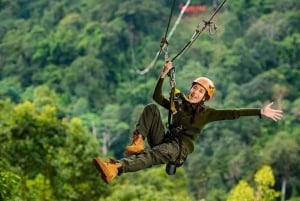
[93,157,122,184]
[124,133,145,156]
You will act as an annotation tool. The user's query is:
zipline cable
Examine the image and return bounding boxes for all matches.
[171,0,227,62]
[137,0,191,75]
[166,0,227,93]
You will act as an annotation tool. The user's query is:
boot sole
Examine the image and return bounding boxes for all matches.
[93,158,110,184]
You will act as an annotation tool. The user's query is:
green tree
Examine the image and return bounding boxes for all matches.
[62,55,110,110]
[51,117,105,200]
[254,165,280,201]
[227,165,279,201]
[24,174,54,201]
[227,180,254,201]
[0,161,21,201]
[0,78,21,102]
[100,166,195,201]
[0,99,106,200]
[262,131,300,201]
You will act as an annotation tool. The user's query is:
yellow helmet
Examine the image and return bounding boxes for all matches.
[192,77,215,101]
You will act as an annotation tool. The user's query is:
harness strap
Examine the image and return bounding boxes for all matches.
[165,123,201,168]
[166,90,202,170]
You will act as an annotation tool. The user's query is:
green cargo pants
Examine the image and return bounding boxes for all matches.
[120,104,188,173]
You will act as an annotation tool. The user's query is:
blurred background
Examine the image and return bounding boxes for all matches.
[0,0,299,200]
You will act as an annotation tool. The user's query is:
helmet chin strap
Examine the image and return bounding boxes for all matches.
[201,93,209,103]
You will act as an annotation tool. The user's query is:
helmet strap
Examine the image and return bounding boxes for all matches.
[202,92,209,102]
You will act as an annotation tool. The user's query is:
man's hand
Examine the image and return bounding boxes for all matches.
[161,61,173,78]
[261,102,283,121]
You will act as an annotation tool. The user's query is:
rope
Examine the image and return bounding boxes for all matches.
[171,0,227,62]
[162,0,176,47]
[137,0,190,75]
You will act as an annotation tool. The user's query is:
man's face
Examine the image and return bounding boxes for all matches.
[188,83,206,103]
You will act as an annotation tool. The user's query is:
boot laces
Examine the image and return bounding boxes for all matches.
[131,132,140,144]
[109,158,119,164]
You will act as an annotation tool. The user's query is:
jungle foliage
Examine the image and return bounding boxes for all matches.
[0,0,300,200]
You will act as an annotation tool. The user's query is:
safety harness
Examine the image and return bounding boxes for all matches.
[165,78,202,175]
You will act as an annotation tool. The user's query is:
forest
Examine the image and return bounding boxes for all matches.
[0,0,300,200]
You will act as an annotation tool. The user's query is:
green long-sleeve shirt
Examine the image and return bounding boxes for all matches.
[153,78,261,153]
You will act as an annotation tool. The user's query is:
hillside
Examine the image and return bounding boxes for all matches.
[1,0,300,200]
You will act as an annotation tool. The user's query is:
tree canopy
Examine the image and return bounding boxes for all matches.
[0,0,299,200]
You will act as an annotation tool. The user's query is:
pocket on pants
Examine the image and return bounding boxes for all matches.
[176,143,188,167]
[168,140,188,167]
